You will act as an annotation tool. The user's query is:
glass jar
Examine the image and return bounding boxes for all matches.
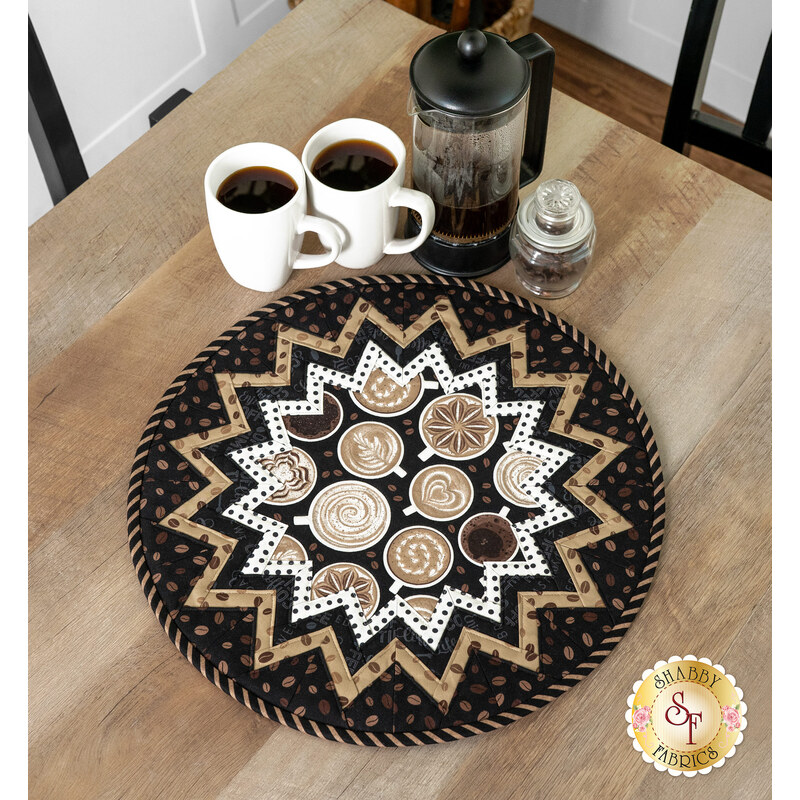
[510,179,596,299]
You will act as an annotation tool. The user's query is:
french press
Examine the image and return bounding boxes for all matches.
[405,28,554,277]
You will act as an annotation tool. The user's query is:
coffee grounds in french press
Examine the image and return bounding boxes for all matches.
[510,179,597,300]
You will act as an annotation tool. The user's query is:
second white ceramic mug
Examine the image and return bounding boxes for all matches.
[205,143,341,292]
[302,118,435,269]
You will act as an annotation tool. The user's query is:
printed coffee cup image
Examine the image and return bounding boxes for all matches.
[418,393,498,461]
[404,464,473,521]
[337,421,406,479]
[311,562,380,619]
[384,526,453,591]
[257,447,317,505]
[458,512,518,565]
[294,480,390,551]
[270,534,308,563]
[351,369,438,416]
[282,391,343,441]
[493,449,543,508]
[403,594,438,621]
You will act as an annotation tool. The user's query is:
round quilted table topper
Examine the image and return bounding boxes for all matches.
[128,275,664,746]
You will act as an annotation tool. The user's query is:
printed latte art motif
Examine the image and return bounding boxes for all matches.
[310,481,390,551]
[386,527,452,586]
[338,422,403,477]
[258,448,317,504]
[494,450,543,507]
[311,563,379,618]
[411,465,473,520]
[270,534,308,563]
[353,370,422,414]
[404,594,438,621]
[420,393,497,458]
[282,391,342,440]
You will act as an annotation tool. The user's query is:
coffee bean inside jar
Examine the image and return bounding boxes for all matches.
[510,179,596,299]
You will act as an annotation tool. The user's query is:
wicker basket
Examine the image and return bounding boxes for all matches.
[288,2,534,42]
[486,0,534,40]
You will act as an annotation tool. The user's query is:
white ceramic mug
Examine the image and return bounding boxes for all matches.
[205,143,341,292]
[302,118,435,269]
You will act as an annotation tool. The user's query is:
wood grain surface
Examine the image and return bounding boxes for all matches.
[28,1,771,797]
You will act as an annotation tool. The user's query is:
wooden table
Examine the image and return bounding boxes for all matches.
[29,1,771,797]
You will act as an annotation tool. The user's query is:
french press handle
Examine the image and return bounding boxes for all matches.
[510,34,555,187]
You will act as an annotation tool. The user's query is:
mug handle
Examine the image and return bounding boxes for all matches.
[293,215,343,269]
[383,187,435,255]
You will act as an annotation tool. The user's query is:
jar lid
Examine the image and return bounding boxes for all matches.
[409,29,530,117]
[516,179,595,252]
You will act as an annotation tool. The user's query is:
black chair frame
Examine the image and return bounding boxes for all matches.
[662,0,771,176]
[28,16,89,205]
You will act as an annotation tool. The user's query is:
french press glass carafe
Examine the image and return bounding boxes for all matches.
[405,28,554,277]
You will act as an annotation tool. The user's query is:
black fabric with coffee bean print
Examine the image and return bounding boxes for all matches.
[129,275,664,746]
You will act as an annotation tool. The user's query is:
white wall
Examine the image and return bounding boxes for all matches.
[28,0,289,226]
[28,136,53,226]
[534,0,771,123]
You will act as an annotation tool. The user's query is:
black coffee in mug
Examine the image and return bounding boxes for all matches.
[216,166,297,213]
[311,139,397,191]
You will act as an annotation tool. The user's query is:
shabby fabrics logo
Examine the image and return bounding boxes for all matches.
[626,656,746,776]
